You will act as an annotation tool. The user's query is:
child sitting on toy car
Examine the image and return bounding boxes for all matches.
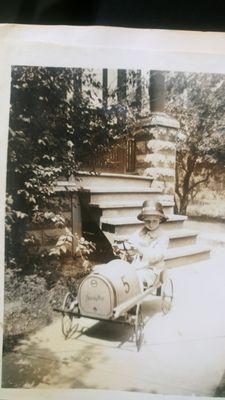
[113,200,169,290]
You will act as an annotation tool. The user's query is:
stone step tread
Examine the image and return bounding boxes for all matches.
[76,171,154,181]
[54,182,80,192]
[168,229,198,239]
[165,244,211,260]
[101,214,187,226]
[112,229,198,242]
[90,199,175,209]
[88,187,163,194]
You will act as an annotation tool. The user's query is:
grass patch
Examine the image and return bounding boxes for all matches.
[187,199,225,222]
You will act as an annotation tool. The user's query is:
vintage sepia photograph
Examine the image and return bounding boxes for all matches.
[2,63,225,395]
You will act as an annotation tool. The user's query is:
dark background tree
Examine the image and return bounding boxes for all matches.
[165,71,225,214]
[6,66,136,271]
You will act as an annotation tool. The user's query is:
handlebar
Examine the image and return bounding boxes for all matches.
[112,239,141,263]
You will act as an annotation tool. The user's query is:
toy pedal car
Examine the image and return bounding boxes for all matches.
[54,258,173,351]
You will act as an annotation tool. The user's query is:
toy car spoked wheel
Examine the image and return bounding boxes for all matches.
[61,292,79,339]
[161,278,174,315]
[134,304,144,351]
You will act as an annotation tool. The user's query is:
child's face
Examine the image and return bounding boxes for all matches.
[144,216,160,231]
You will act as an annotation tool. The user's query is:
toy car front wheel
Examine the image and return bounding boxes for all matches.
[61,292,79,338]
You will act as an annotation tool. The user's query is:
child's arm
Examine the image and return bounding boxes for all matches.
[142,234,169,266]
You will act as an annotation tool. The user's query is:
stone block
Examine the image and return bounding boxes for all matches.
[136,154,148,163]
[136,167,146,176]
[133,127,153,140]
[135,140,147,155]
[164,182,176,194]
[136,161,149,170]
[148,126,168,138]
[168,161,176,169]
[144,153,176,166]
[144,167,175,179]
[147,139,176,153]
[155,130,176,143]
[152,180,175,195]
[148,112,180,129]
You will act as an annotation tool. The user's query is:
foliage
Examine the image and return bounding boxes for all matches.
[165,71,225,214]
[75,235,96,271]
[49,227,74,257]
[4,237,96,347]
[6,67,135,271]
[4,268,53,343]
[7,67,72,268]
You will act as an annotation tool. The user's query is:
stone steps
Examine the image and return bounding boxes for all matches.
[55,173,211,267]
[104,228,197,248]
[165,244,211,268]
[168,229,198,248]
[100,214,187,236]
[88,187,173,203]
[70,171,153,189]
[90,199,175,218]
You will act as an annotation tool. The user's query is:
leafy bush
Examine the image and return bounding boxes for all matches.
[5,66,135,274]
[4,269,53,344]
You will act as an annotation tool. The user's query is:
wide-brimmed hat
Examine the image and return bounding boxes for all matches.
[137,200,168,223]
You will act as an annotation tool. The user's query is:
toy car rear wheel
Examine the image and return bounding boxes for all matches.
[161,278,173,315]
[61,292,79,338]
[134,304,144,351]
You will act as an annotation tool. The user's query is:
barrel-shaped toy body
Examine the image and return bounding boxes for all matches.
[78,259,142,319]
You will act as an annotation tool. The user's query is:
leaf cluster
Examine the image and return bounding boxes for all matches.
[6,66,136,271]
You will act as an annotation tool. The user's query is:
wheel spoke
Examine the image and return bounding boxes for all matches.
[61,292,79,338]
[161,278,174,315]
[134,304,144,351]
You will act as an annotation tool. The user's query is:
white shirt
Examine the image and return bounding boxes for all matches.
[129,226,169,270]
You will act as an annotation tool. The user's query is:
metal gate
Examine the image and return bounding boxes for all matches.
[82,138,136,174]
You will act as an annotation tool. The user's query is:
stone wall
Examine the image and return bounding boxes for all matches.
[27,191,82,254]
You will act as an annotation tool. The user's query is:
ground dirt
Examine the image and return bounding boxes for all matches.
[2,247,225,396]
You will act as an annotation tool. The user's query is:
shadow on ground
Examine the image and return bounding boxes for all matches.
[215,369,225,397]
[142,298,162,320]
[83,320,134,347]
[2,340,61,388]
[74,298,162,349]
[2,331,110,389]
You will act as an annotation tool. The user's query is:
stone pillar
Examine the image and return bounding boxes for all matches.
[134,71,180,195]
[135,114,179,194]
[149,70,165,112]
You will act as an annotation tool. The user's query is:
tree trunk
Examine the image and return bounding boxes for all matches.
[102,69,108,109]
[117,69,127,126]
[179,194,189,215]
[177,154,197,214]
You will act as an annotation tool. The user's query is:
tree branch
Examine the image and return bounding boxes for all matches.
[187,163,217,194]
[180,156,187,172]
[187,173,211,193]
[177,151,187,173]
[175,164,181,198]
